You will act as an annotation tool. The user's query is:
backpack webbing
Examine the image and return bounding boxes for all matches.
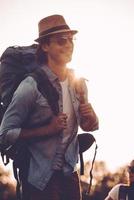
[30,68,59,115]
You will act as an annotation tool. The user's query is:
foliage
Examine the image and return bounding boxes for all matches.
[79,160,127,200]
[0,160,128,200]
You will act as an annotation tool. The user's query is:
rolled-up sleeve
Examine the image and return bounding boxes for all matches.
[6,128,21,145]
[0,76,37,147]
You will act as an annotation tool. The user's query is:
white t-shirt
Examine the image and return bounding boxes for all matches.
[60,78,76,142]
[105,184,128,200]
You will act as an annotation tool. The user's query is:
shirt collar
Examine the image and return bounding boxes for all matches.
[41,65,58,83]
[41,65,75,86]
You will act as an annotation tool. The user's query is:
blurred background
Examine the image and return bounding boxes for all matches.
[0,0,134,199]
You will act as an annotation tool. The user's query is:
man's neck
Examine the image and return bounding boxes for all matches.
[48,61,68,81]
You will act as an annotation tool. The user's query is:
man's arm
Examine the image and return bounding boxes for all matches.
[19,113,67,140]
[0,77,67,147]
[74,77,99,132]
[79,102,99,131]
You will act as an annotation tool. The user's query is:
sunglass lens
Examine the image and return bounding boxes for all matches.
[57,38,67,46]
[57,37,74,46]
[50,36,74,46]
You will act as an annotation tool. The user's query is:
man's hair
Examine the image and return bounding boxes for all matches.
[36,37,50,65]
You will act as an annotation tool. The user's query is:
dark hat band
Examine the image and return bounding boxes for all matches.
[39,25,70,36]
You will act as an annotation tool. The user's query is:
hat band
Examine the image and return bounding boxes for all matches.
[39,25,70,36]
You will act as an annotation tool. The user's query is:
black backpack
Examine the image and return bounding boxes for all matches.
[0,44,38,109]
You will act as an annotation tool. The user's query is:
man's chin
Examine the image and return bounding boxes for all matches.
[66,56,72,63]
[59,55,72,64]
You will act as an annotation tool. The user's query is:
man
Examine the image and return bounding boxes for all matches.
[0,14,99,200]
[105,160,134,200]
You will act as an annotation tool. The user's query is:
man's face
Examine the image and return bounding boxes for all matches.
[42,32,75,65]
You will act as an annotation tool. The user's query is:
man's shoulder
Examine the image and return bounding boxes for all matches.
[67,68,87,85]
[108,183,128,199]
[14,76,38,99]
[19,76,37,88]
[114,183,127,188]
[111,183,127,192]
[67,68,86,78]
[108,184,122,199]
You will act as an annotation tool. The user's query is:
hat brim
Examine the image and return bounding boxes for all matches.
[35,29,78,43]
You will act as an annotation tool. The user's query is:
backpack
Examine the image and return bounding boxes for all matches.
[0,44,38,115]
[0,44,97,199]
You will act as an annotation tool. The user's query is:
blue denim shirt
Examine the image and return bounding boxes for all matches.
[0,66,90,190]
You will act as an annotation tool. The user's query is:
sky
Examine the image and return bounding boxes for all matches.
[0,0,134,172]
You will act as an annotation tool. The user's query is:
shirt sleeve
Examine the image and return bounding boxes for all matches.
[0,76,38,147]
[108,184,121,200]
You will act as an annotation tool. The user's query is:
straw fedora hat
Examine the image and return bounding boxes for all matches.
[35,14,78,42]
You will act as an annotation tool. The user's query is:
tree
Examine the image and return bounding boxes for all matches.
[79,160,127,200]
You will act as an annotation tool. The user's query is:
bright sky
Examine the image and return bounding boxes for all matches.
[0,0,134,172]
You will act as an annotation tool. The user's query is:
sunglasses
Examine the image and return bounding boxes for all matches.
[50,36,76,46]
[128,166,134,173]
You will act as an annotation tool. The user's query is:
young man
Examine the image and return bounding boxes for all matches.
[0,15,99,200]
[105,160,134,200]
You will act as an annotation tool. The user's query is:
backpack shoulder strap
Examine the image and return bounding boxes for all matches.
[119,185,128,200]
[30,68,59,115]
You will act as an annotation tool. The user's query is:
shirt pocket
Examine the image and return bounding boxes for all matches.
[37,95,53,117]
[27,95,53,126]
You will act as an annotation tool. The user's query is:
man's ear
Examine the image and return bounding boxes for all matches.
[41,43,49,52]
